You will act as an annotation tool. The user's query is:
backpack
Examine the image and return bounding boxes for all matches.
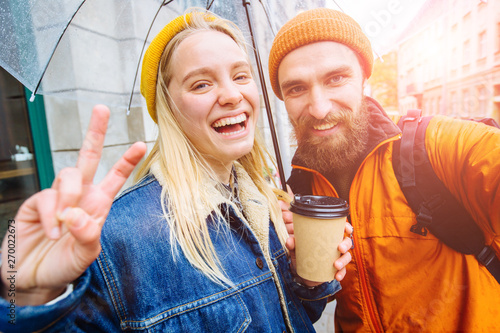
[392,109,500,284]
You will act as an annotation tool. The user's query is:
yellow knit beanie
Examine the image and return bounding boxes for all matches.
[268,8,373,100]
[140,12,215,122]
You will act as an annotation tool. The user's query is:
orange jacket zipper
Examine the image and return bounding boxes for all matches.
[292,134,400,332]
[348,136,400,332]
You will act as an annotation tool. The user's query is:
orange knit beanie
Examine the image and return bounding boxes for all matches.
[269,8,373,100]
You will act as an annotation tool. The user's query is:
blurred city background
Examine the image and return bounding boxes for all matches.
[1,0,498,330]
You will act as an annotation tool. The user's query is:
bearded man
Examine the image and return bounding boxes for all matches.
[269,8,500,332]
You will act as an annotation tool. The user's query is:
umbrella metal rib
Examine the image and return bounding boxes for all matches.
[127,0,288,190]
[243,0,286,190]
[16,0,288,191]
[29,0,88,102]
[127,0,174,116]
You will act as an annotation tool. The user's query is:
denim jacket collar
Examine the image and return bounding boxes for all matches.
[149,161,293,326]
[150,162,270,248]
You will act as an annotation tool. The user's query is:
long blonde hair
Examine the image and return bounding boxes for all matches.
[135,10,288,285]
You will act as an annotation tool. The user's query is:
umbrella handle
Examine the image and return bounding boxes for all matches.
[242,0,287,191]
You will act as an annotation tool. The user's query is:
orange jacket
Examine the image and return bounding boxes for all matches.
[288,102,500,332]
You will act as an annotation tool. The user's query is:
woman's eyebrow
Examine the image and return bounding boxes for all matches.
[182,61,250,85]
[182,68,212,85]
[232,61,251,70]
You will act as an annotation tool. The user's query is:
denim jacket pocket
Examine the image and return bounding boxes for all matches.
[120,293,251,332]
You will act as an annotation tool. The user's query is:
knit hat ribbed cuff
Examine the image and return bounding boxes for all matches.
[269,8,373,100]
[140,12,216,122]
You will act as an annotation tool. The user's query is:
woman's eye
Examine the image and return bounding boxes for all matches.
[235,73,250,81]
[193,82,209,90]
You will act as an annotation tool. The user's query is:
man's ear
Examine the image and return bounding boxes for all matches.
[362,78,368,95]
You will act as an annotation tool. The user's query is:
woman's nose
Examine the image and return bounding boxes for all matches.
[218,82,243,106]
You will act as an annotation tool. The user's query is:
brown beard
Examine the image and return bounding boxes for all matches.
[291,98,370,173]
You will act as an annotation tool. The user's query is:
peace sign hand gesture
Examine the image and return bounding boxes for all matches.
[1,105,147,306]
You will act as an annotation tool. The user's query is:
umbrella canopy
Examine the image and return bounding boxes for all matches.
[2,0,346,107]
[1,0,312,189]
[0,0,427,188]
[1,0,270,108]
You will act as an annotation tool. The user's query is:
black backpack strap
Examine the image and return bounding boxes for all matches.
[393,110,500,284]
[477,246,500,284]
[287,168,314,195]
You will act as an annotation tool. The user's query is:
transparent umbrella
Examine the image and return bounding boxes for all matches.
[0,0,316,189]
[0,0,427,188]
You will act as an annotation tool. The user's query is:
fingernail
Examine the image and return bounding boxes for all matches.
[58,207,70,221]
[70,210,86,229]
[50,226,61,239]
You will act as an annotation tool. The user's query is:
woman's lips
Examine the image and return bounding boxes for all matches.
[212,113,248,136]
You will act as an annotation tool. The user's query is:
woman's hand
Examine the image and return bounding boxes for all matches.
[0,105,147,306]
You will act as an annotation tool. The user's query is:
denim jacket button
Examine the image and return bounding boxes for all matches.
[256,257,264,269]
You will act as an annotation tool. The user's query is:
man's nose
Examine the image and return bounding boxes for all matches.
[218,82,243,106]
[307,87,331,120]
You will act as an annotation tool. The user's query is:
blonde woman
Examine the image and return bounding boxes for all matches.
[0,9,352,332]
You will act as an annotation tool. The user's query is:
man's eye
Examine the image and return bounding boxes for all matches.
[289,86,305,95]
[330,75,343,83]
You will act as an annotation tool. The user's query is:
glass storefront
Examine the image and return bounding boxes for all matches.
[0,67,39,240]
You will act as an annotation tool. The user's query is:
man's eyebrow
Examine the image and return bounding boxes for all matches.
[323,65,353,78]
[280,79,304,92]
[280,65,354,92]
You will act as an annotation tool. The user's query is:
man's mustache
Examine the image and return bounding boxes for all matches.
[294,108,353,130]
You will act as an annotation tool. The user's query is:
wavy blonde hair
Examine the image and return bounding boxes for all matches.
[135,10,288,285]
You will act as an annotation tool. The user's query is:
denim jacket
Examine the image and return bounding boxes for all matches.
[0,164,340,332]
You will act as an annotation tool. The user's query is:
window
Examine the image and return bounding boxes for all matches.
[463,40,471,64]
[462,89,471,117]
[463,3,472,15]
[436,19,443,37]
[450,91,458,116]
[497,22,500,52]
[478,31,487,59]
[451,47,458,70]
[477,86,487,117]
[0,68,40,239]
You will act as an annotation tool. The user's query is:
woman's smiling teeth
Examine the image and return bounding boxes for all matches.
[212,113,247,136]
[313,121,338,131]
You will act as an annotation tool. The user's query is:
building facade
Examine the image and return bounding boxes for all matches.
[0,0,328,236]
[397,0,500,124]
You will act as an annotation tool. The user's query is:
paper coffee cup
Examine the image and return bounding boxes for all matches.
[290,195,350,282]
